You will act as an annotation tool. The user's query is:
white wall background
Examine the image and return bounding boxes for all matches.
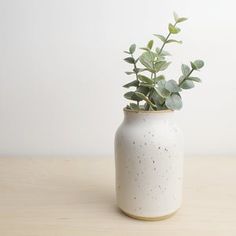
[0,0,235,157]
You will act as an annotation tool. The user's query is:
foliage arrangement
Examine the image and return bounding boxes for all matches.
[123,12,204,111]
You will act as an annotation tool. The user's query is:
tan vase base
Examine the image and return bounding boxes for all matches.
[119,207,179,221]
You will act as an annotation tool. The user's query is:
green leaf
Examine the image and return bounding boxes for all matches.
[165,94,183,110]
[158,79,166,87]
[138,75,153,84]
[139,51,156,69]
[193,60,204,69]
[155,61,171,72]
[156,47,171,56]
[180,80,195,89]
[124,57,135,64]
[124,91,135,100]
[190,61,197,70]
[168,23,181,34]
[136,86,149,95]
[134,68,146,73]
[156,87,171,98]
[140,47,150,51]
[130,103,139,111]
[166,39,182,44]
[153,34,166,42]
[139,82,154,88]
[125,71,134,75]
[155,54,165,62]
[154,75,165,83]
[165,80,181,92]
[177,17,188,23]
[154,61,165,72]
[188,77,201,83]
[150,89,165,106]
[129,44,136,54]
[181,64,190,75]
[160,61,171,71]
[123,80,139,88]
[124,88,148,102]
[147,40,154,50]
[155,81,171,98]
[135,92,156,107]
[173,12,179,22]
[173,12,188,23]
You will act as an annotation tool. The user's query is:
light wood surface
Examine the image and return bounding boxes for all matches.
[0,157,235,236]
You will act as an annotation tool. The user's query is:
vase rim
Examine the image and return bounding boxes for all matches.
[123,107,173,113]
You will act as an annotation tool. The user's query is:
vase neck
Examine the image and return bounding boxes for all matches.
[123,110,174,123]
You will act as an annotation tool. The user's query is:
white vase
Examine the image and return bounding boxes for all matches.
[114,109,184,220]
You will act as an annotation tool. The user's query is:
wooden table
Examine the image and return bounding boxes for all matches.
[0,157,235,236]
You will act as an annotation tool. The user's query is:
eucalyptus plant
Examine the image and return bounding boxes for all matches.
[123,12,204,111]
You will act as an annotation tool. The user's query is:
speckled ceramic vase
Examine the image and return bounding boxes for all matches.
[114,109,184,220]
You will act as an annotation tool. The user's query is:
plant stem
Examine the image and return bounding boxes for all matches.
[159,22,177,55]
[179,68,194,86]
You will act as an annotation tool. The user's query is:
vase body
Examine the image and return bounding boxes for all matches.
[114,109,184,220]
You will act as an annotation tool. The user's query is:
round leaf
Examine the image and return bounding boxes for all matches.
[190,61,197,70]
[154,75,165,83]
[193,60,204,69]
[165,80,181,92]
[180,80,194,89]
[155,61,171,72]
[155,81,171,98]
[165,94,183,110]
[129,44,136,54]
[139,51,156,70]
[150,89,165,106]
[168,23,181,34]
[181,64,190,76]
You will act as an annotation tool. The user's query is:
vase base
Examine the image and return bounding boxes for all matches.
[119,207,179,221]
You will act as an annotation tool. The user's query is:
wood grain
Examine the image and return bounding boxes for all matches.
[0,157,235,236]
